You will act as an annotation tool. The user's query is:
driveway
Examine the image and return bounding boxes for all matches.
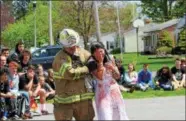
[32,96,185,120]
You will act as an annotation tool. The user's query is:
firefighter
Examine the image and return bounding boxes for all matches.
[52,29,95,120]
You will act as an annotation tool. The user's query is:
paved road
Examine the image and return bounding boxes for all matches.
[31,96,185,120]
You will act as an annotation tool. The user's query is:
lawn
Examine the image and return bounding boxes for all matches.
[114,53,183,71]
[122,88,185,99]
[46,89,185,104]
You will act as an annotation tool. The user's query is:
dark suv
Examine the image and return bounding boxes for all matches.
[31,45,62,70]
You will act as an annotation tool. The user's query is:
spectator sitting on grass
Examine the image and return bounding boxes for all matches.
[38,75,55,101]
[19,50,32,74]
[19,65,49,115]
[45,69,55,90]
[113,58,133,93]
[0,68,13,120]
[9,41,25,64]
[36,64,48,78]
[0,55,8,69]
[137,64,155,91]
[7,61,20,119]
[122,63,138,91]
[171,58,186,89]
[115,59,125,84]
[1,48,10,63]
[181,58,186,72]
[154,66,174,91]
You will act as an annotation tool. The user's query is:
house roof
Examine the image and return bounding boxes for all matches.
[144,19,180,33]
[176,15,186,29]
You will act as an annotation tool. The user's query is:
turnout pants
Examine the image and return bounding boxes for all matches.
[54,100,95,120]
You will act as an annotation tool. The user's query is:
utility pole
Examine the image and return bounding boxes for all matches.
[33,1,37,48]
[49,0,53,45]
[93,1,101,42]
[183,13,186,57]
[116,1,123,60]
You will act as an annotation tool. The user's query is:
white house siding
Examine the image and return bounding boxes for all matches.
[124,29,144,53]
[88,32,117,52]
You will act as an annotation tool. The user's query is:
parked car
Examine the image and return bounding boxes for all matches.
[31,45,62,70]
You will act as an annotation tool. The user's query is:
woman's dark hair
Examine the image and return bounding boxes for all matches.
[0,67,8,76]
[90,41,110,63]
[15,41,24,54]
[157,66,171,78]
[87,41,111,73]
[86,60,98,73]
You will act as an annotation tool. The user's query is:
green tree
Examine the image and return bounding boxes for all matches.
[99,2,137,33]
[57,1,94,49]
[120,3,137,30]
[156,30,173,54]
[2,1,62,49]
[172,0,186,18]
[178,28,186,51]
[141,0,177,22]
[157,31,173,47]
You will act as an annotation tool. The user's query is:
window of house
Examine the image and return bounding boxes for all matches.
[110,42,114,49]
[106,41,109,50]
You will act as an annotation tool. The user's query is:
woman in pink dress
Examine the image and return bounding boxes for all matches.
[87,42,129,120]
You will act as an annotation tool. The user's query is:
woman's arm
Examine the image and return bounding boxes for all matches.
[95,63,105,80]
[105,62,120,80]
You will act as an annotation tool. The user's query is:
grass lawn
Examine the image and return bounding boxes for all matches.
[122,88,185,99]
[46,89,185,104]
[114,53,183,71]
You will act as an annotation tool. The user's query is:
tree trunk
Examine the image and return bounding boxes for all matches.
[162,0,168,21]
[83,35,89,50]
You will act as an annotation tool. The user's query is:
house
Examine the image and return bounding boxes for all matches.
[85,24,157,53]
[79,19,180,54]
[143,19,179,53]
[123,23,158,53]
[87,32,118,53]
[175,14,186,45]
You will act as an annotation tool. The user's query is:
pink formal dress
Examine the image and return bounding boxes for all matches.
[94,68,129,120]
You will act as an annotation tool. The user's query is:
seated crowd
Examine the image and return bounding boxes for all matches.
[0,41,55,120]
[116,57,186,93]
[0,41,185,120]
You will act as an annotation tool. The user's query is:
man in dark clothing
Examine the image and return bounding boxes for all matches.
[171,58,186,89]
[19,65,48,115]
[19,50,32,73]
[1,48,11,63]
[9,41,24,64]
[154,66,174,91]
[0,68,18,120]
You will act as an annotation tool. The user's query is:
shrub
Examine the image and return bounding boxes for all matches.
[157,30,173,48]
[111,48,121,54]
[177,28,186,52]
[156,46,172,54]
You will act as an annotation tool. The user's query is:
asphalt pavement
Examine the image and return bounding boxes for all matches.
[31,96,185,120]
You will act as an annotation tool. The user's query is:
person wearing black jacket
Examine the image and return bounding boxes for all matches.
[154,66,174,91]
[9,41,24,64]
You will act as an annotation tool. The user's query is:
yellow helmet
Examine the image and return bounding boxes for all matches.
[59,29,80,47]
